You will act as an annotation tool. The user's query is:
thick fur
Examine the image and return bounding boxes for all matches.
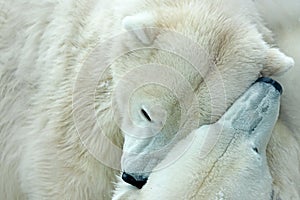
[0,0,299,199]
[256,1,300,199]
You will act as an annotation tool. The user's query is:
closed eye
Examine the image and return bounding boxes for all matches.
[141,109,152,122]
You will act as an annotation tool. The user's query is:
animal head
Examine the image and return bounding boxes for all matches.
[111,1,293,187]
[113,78,281,200]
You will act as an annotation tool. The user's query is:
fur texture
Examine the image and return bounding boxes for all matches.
[0,0,299,199]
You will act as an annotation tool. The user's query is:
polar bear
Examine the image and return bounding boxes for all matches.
[0,0,298,199]
[113,78,282,200]
[114,1,299,199]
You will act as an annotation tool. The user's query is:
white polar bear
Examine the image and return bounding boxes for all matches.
[0,0,299,199]
[113,78,282,200]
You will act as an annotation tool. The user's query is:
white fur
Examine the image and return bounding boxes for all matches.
[0,0,299,199]
[122,12,157,45]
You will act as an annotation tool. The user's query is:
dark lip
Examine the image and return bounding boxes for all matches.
[122,172,148,189]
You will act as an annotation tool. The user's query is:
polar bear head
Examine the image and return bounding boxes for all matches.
[113,78,281,200]
[111,2,294,188]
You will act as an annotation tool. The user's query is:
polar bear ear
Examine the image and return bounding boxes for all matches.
[122,12,158,45]
[261,48,294,76]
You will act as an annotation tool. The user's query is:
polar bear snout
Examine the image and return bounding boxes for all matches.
[122,172,148,189]
[229,77,282,131]
[220,77,282,155]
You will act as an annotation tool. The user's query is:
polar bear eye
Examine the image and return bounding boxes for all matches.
[141,108,152,122]
[252,147,259,154]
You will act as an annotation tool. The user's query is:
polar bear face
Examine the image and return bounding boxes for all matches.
[113,79,281,200]
[112,3,294,187]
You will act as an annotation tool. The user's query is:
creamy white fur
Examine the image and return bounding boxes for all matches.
[0,0,299,199]
[256,1,300,199]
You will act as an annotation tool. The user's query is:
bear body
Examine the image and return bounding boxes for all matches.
[0,0,299,199]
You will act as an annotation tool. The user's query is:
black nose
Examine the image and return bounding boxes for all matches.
[255,77,283,94]
[122,172,148,189]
